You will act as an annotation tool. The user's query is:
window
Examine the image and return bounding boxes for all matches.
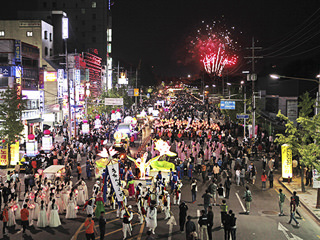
[44,30,48,39]
[75,15,78,20]
[49,33,52,41]
[82,32,85,37]
[92,13,96,20]
[63,3,66,8]
[50,48,53,56]
[82,20,85,25]
[52,2,57,8]
[43,2,47,8]
[92,2,96,8]
[81,8,85,14]
[26,31,33,37]
[92,37,96,43]
[0,31,4,37]
[92,25,96,31]
[45,47,48,56]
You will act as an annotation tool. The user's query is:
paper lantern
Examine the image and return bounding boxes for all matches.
[83,120,88,124]
[116,109,120,112]
[95,115,100,119]
[2,140,5,143]
[111,110,115,113]
[43,130,51,135]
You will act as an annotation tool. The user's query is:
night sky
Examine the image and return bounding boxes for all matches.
[112,0,320,77]
[2,0,320,77]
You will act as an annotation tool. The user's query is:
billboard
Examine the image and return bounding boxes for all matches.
[44,71,57,82]
[281,144,293,179]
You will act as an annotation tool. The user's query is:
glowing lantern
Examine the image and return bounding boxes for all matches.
[43,130,51,135]
[28,134,35,140]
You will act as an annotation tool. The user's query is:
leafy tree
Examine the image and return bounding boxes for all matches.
[275,92,320,192]
[87,87,133,119]
[0,88,26,167]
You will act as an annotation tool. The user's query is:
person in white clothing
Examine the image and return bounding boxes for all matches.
[66,192,77,219]
[122,205,133,239]
[146,205,157,234]
[37,200,48,227]
[164,192,171,220]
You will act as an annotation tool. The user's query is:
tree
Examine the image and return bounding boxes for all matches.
[86,87,133,119]
[275,92,320,192]
[0,88,26,167]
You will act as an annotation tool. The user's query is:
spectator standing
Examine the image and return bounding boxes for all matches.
[261,171,267,190]
[185,216,196,240]
[20,204,29,235]
[202,190,212,213]
[224,177,231,199]
[278,189,285,216]
[229,210,237,240]
[191,179,197,203]
[84,214,98,240]
[179,202,188,232]
[198,210,208,240]
[243,186,252,214]
[268,171,274,188]
[2,204,9,236]
[99,211,106,240]
[77,163,82,181]
[207,206,214,240]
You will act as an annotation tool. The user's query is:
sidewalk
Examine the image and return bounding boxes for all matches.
[278,175,320,222]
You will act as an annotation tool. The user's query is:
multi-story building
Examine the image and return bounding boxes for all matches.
[0,39,42,138]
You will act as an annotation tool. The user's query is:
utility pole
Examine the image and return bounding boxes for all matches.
[244,37,263,139]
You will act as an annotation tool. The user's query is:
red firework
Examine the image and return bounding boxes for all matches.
[188,20,239,76]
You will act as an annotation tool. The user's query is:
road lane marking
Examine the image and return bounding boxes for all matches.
[137,221,145,240]
[79,212,139,233]
[197,209,200,236]
[235,192,246,212]
[97,222,140,239]
[71,222,84,240]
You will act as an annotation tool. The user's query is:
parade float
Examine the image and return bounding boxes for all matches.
[127,139,177,187]
[95,148,118,178]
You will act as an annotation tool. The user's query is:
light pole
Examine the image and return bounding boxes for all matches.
[270,74,320,114]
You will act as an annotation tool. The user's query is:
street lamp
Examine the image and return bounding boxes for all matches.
[269,74,320,114]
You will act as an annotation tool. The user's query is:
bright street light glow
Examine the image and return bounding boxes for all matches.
[270,74,280,79]
[187,74,191,78]
[227,83,231,86]
[316,74,320,78]
[240,80,244,84]
[212,84,216,87]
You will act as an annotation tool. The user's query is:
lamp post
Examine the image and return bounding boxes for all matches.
[270,74,320,114]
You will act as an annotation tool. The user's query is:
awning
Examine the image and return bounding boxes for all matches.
[27,118,43,124]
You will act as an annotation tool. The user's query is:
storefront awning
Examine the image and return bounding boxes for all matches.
[27,118,43,124]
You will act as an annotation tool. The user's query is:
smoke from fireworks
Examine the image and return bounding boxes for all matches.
[188,20,240,76]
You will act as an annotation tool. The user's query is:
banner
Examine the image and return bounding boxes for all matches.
[82,123,90,134]
[107,162,123,202]
[26,141,38,157]
[0,145,8,166]
[42,136,53,151]
[281,144,292,179]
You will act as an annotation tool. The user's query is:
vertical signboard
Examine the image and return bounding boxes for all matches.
[281,144,293,179]
[75,69,80,102]
[39,90,44,113]
[15,66,22,99]
[39,69,44,89]
[57,69,64,98]
[15,40,21,63]
[62,17,69,39]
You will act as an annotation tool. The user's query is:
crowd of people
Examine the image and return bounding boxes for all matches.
[0,91,303,240]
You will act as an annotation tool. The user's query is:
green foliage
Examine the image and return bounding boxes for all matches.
[298,92,314,118]
[86,87,133,119]
[0,88,26,166]
[275,92,320,174]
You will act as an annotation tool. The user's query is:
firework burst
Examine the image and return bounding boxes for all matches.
[188,19,240,76]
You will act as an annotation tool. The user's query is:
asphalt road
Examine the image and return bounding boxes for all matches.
[3,131,320,240]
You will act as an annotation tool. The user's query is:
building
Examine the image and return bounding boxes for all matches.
[0,39,42,138]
